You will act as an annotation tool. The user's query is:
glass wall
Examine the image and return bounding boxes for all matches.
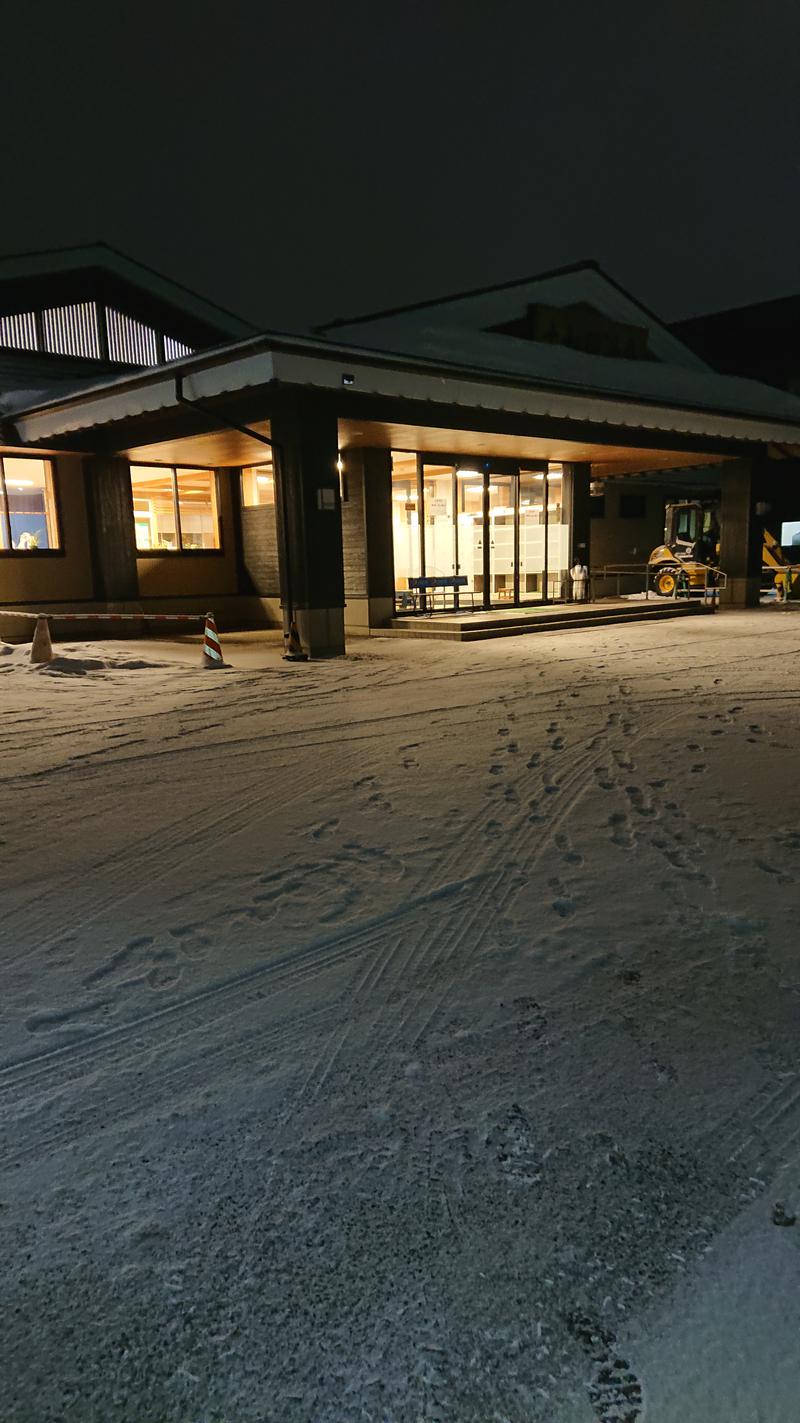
[422,465,455,578]
[488,474,516,602]
[390,453,570,611]
[0,457,59,551]
[454,470,483,598]
[518,469,546,601]
[546,464,569,599]
[130,465,220,552]
[391,452,420,592]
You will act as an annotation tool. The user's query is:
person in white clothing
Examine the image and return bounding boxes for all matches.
[570,561,589,602]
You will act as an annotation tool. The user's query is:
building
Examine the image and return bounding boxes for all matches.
[3,247,800,656]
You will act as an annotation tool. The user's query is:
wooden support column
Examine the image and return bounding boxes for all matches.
[83,455,138,602]
[270,391,345,656]
[719,457,764,607]
[562,461,591,570]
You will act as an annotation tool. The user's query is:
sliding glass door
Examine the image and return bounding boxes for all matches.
[391,453,568,612]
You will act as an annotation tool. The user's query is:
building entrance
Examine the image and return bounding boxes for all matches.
[391,453,569,610]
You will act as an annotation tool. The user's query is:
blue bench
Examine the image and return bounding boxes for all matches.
[397,574,475,615]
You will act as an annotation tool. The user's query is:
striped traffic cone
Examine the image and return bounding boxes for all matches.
[30,615,54,664]
[283,619,308,662]
[201,612,227,669]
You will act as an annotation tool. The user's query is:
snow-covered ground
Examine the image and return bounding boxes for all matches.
[2,611,800,1422]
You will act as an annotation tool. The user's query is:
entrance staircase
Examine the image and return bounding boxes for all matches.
[385,599,712,642]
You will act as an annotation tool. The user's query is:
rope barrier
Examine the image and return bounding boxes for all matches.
[0,610,206,621]
[1,609,228,668]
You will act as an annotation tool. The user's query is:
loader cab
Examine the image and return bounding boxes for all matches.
[665,501,719,563]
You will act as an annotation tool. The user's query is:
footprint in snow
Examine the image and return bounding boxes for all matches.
[566,1313,644,1422]
[552,896,576,918]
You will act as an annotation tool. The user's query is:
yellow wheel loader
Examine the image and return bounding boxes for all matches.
[648,500,800,599]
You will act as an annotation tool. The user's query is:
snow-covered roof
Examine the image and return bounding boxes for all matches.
[318,262,800,426]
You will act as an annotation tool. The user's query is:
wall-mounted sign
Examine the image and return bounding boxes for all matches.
[428,497,448,516]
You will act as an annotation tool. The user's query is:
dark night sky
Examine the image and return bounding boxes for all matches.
[4,1,800,335]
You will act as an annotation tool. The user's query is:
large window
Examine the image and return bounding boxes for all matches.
[0,456,59,551]
[391,452,421,590]
[130,465,220,552]
[241,463,275,507]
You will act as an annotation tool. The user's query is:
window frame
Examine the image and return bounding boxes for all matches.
[0,454,62,556]
[130,463,223,556]
[240,463,275,510]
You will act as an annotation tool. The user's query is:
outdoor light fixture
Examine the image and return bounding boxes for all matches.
[336,455,344,474]
[341,373,355,386]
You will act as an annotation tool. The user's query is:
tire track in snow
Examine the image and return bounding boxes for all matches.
[0,874,483,1097]
[2,733,372,970]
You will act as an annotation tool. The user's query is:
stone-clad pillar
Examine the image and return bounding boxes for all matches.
[340,447,394,631]
[270,391,346,656]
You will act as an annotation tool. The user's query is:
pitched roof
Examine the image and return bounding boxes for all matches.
[0,242,258,343]
[311,260,800,424]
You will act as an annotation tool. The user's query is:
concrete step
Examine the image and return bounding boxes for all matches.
[385,602,711,641]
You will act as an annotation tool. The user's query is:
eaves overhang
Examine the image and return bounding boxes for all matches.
[10,335,800,452]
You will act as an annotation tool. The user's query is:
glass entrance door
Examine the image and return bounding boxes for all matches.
[455,468,484,603]
[488,474,517,604]
[422,464,456,585]
[519,468,547,602]
[391,452,569,614]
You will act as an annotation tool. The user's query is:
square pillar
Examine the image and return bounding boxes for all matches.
[563,462,592,569]
[84,455,138,602]
[719,457,763,607]
[340,447,394,631]
[270,391,346,656]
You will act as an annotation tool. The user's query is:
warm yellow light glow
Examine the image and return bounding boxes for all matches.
[456,469,480,478]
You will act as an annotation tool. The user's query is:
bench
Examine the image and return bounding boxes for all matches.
[397,575,475,615]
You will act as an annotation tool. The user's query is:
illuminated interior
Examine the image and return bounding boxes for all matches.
[130,465,219,551]
[241,463,274,508]
[391,452,569,606]
[0,456,59,551]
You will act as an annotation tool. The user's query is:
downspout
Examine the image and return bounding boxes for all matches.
[174,376,298,655]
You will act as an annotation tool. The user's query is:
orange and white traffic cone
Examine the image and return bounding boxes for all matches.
[30,615,53,664]
[283,618,308,662]
[201,612,227,668]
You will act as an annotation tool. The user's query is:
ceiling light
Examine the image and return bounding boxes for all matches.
[457,469,480,478]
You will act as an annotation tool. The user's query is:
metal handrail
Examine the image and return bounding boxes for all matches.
[588,564,725,606]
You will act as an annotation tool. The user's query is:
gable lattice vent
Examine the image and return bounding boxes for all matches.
[43,301,102,359]
[106,308,159,366]
[0,311,38,351]
[163,335,194,361]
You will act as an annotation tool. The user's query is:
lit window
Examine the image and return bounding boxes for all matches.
[130,465,220,552]
[176,469,219,550]
[0,457,59,551]
[241,463,275,507]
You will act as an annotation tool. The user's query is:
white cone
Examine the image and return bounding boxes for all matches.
[30,616,53,664]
